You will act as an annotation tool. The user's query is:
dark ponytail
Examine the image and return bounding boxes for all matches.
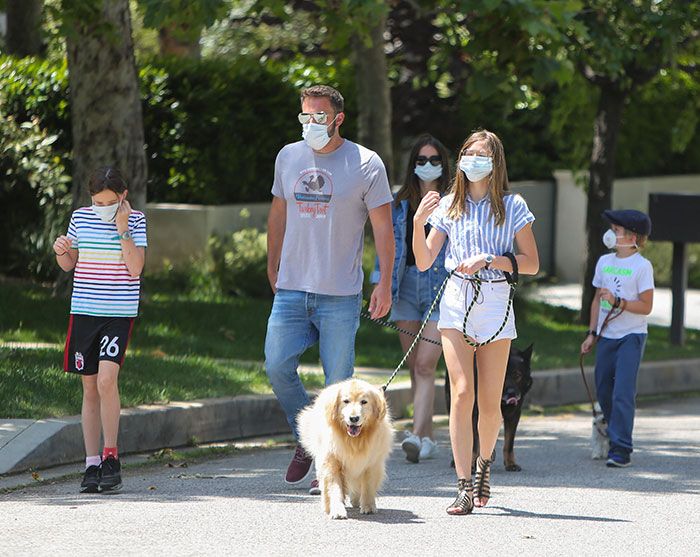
[88,166,127,195]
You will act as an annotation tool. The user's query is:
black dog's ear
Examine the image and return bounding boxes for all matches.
[522,343,534,365]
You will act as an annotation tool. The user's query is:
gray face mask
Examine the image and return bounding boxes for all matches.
[92,201,119,223]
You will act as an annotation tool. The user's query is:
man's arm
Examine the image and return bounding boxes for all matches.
[267,196,287,294]
[368,202,394,319]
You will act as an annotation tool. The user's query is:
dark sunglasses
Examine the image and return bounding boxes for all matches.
[416,155,442,167]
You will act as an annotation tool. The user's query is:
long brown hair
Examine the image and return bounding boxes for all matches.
[395,134,451,211]
[447,129,509,225]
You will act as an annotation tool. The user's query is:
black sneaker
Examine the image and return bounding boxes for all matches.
[99,456,122,492]
[80,465,100,493]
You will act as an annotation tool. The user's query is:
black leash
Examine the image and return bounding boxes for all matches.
[460,252,518,348]
[373,252,519,392]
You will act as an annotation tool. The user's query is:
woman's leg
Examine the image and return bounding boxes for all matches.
[81,374,101,457]
[441,328,476,480]
[474,338,511,506]
[410,321,443,439]
[395,321,419,398]
[96,360,121,449]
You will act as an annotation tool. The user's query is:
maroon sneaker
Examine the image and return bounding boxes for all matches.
[285,444,313,485]
[308,478,321,495]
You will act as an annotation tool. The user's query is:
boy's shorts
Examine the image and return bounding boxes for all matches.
[63,315,135,375]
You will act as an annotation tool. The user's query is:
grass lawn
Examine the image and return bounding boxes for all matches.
[2,279,699,418]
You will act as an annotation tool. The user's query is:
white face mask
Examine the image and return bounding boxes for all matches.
[301,115,338,151]
[459,155,493,182]
[414,163,443,182]
[92,201,119,223]
[603,229,637,249]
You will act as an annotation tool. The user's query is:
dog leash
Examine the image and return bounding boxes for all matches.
[578,296,626,423]
[377,252,519,392]
[460,252,518,348]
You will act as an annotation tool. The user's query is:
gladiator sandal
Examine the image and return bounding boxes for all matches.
[446,478,474,515]
[473,455,492,507]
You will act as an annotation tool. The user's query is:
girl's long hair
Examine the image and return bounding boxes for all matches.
[447,129,509,225]
[395,134,451,211]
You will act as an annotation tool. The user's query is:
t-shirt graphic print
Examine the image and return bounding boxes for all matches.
[294,167,333,219]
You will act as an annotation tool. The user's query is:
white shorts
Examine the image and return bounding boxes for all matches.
[437,274,517,343]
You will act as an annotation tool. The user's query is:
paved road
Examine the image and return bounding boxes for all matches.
[2,397,699,556]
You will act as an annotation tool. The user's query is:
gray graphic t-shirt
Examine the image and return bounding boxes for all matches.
[271,139,392,295]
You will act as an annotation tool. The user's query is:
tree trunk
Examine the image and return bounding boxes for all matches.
[580,85,626,324]
[65,0,147,211]
[353,14,394,183]
[5,0,43,57]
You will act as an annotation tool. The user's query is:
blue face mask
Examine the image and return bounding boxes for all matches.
[459,155,493,182]
[414,164,443,182]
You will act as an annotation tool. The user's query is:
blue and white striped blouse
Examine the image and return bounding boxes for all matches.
[427,192,535,281]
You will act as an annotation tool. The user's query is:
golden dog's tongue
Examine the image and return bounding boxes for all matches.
[347,425,361,437]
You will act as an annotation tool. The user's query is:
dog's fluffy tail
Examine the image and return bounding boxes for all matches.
[297,404,322,459]
[297,385,338,459]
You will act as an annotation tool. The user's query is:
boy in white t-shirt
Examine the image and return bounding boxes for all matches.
[581,210,654,468]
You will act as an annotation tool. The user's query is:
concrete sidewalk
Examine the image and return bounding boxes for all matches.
[2,357,699,477]
[526,283,700,329]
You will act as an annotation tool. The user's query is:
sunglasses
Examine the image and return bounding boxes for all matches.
[416,155,442,167]
[298,112,333,125]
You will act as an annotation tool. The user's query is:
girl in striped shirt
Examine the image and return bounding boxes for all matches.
[413,130,539,515]
[53,166,147,493]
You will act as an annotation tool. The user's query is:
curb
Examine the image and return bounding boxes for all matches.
[1,358,699,475]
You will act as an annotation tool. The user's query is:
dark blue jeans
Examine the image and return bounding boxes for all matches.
[264,289,361,439]
[594,333,647,456]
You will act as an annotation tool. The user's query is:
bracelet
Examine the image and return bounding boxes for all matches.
[586,330,597,337]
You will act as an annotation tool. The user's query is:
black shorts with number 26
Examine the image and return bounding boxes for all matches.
[63,314,135,375]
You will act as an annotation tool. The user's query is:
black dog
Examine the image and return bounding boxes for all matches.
[444,344,533,471]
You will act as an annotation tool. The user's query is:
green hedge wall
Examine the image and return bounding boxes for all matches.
[0,55,301,205]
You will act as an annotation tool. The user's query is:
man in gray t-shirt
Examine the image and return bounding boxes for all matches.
[265,85,394,492]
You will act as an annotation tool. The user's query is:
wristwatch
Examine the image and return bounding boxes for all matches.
[484,254,494,269]
[119,230,132,241]
[586,330,597,337]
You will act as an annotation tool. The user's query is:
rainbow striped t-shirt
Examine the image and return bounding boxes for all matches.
[66,206,148,317]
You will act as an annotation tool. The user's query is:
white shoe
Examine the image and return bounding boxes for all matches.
[419,437,438,460]
[401,432,421,463]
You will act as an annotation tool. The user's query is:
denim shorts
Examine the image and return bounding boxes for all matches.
[390,265,441,322]
[438,274,516,342]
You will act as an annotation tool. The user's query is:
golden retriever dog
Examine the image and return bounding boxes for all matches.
[297,378,394,519]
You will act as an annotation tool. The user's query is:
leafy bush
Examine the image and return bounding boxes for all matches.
[140,57,301,204]
[0,115,71,280]
[209,227,271,299]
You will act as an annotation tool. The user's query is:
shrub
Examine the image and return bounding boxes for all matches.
[209,227,271,299]
[0,115,71,280]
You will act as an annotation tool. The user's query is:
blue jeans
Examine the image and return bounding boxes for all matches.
[594,333,647,456]
[390,265,441,322]
[264,289,361,439]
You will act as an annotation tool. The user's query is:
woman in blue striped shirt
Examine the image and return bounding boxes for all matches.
[413,130,539,515]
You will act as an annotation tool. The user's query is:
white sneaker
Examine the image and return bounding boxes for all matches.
[401,432,421,463]
[419,437,438,460]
